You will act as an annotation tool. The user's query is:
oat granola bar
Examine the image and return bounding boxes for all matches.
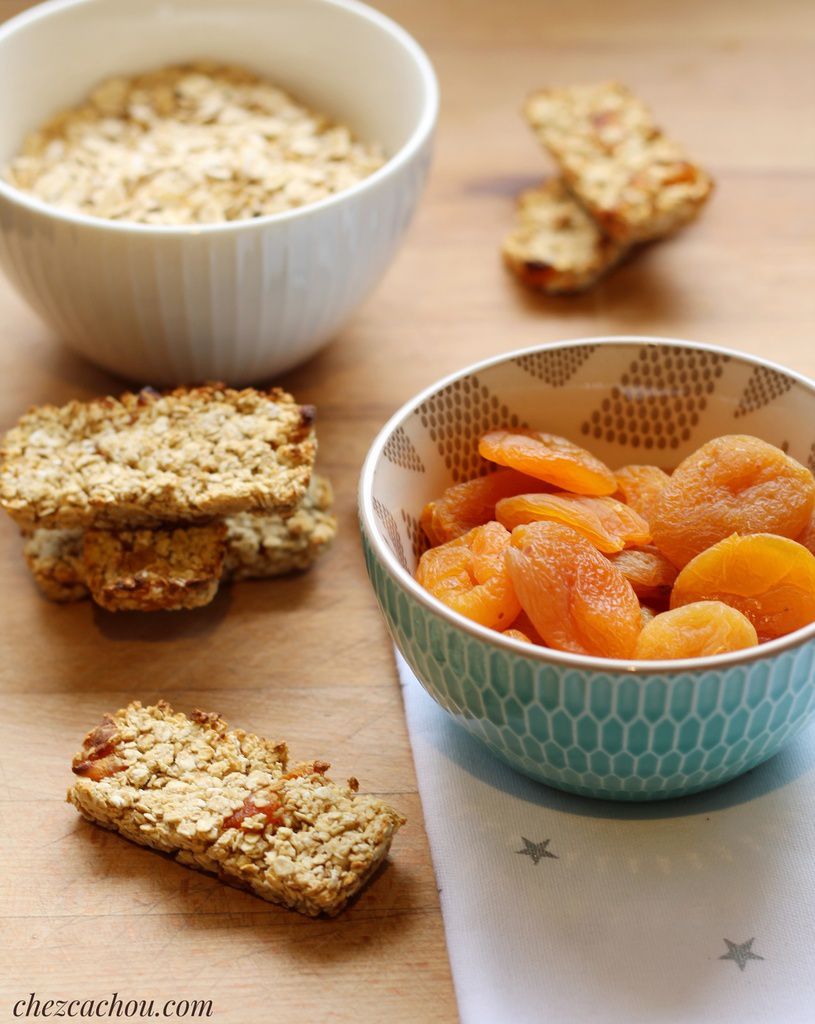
[502,178,627,294]
[68,702,404,917]
[524,81,713,243]
[22,477,336,606]
[24,529,87,602]
[225,475,337,580]
[0,384,316,530]
[82,523,227,612]
[21,528,87,603]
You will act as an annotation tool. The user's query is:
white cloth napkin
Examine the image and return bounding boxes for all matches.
[397,651,815,1024]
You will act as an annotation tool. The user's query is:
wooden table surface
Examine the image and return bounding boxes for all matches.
[1,1,813,1021]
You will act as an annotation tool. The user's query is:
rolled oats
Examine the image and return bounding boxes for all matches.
[5,62,385,225]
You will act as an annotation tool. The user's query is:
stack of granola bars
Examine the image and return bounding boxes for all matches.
[0,384,336,610]
[503,81,714,294]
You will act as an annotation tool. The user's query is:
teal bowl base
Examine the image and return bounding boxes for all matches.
[363,533,815,803]
[441,712,795,803]
[403,647,814,802]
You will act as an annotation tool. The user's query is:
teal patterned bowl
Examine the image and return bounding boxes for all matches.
[359,337,815,801]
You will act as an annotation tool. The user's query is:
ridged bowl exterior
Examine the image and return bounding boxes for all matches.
[359,338,815,801]
[0,148,432,384]
[0,0,437,385]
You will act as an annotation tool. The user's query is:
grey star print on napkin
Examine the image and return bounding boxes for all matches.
[719,938,764,971]
[516,837,558,864]
[397,650,815,1024]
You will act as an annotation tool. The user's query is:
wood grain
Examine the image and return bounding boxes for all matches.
[0,0,813,1021]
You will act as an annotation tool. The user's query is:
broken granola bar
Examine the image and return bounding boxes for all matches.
[68,702,404,917]
[502,178,627,294]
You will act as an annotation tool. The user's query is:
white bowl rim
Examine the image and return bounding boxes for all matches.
[360,334,815,676]
[0,0,439,236]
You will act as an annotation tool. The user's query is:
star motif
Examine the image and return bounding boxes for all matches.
[719,937,764,971]
[516,837,558,865]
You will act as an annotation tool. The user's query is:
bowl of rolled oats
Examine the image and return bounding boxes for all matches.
[0,0,438,384]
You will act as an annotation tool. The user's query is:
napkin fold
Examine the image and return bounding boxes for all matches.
[397,651,815,1024]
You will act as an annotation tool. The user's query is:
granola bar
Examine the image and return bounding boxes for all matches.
[0,384,316,530]
[225,475,337,580]
[524,81,713,243]
[82,523,227,612]
[68,702,404,917]
[22,476,336,606]
[24,528,86,602]
[502,178,626,294]
[21,528,87,602]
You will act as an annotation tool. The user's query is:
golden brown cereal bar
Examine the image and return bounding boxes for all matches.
[0,384,316,530]
[22,477,336,608]
[224,475,337,579]
[502,178,627,294]
[82,523,227,612]
[21,528,87,603]
[68,702,404,917]
[524,81,713,243]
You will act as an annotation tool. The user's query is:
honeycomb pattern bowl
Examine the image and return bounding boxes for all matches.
[359,337,815,801]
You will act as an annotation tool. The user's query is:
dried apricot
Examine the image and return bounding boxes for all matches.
[504,611,546,645]
[420,501,441,547]
[479,430,616,495]
[614,464,671,524]
[415,521,521,630]
[640,605,657,626]
[797,509,815,556]
[671,533,815,641]
[503,628,533,643]
[506,521,642,658]
[607,544,678,598]
[496,492,650,553]
[422,468,544,544]
[634,601,758,660]
[651,435,815,567]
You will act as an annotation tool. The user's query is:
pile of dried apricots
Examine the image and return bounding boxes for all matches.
[415,431,815,661]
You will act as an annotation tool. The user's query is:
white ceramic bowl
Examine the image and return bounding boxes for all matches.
[0,0,437,384]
